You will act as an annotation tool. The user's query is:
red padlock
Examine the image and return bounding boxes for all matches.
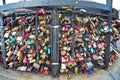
[104,43,107,48]
[37,9,46,16]
[75,26,81,30]
[40,67,44,72]
[89,24,93,30]
[64,69,69,73]
[46,60,51,65]
[20,45,26,51]
[69,58,75,62]
[38,45,42,50]
[43,70,49,75]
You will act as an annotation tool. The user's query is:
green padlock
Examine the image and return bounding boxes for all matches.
[11,36,16,43]
[27,39,32,45]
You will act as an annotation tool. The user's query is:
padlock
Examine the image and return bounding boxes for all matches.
[74,67,79,74]
[20,45,26,51]
[27,67,33,72]
[23,57,28,64]
[33,63,40,70]
[17,51,24,59]
[17,66,27,71]
[37,9,46,16]
[29,59,36,63]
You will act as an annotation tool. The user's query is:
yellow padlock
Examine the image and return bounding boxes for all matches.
[74,67,79,74]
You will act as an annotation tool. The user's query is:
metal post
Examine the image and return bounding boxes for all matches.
[104,0,112,69]
[2,0,6,5]
[0,15,6,68]
[51,8,59,77]
[35,14,39,64]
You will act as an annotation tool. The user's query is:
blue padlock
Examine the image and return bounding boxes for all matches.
[90,47,94,53]
[44,46,48,50]
[47,48,51,55]
[23,25,29,29]
[82,34,87,38]
[88,69,94,74]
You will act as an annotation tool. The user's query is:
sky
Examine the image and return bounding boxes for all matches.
[0,0,120,10]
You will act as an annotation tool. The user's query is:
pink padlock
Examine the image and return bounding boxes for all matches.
[29,49,34,54]
[65,27,68,31]
[27,67,33,71]
[78,57,84,61]
[92,42,97,48]
[61,57,66,62]
[68,36,72,41]
[61,51,66,56]
[62,27,66,31]
[69,58,75,62]
[23,57,28,64]
[20,45,26,51]
[98,43,103,49]
[75,26,81,30]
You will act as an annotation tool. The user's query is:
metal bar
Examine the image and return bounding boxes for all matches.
[2,0,6,5]
[104,0,112,69]
[0,0,110,11]
[71,9,75,58]
[35,14,39,64]
[51,8,59,77]
[0,15,6,68]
